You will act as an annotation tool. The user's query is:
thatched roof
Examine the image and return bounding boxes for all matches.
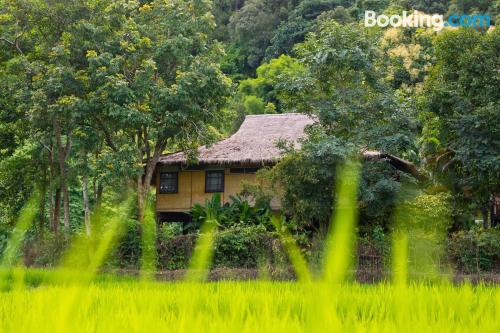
[158,113,420,178]
[159,113,315,165]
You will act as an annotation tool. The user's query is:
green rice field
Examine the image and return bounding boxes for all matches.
[0,278,498,332]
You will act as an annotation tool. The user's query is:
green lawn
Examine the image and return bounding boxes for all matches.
[0,277,498,332]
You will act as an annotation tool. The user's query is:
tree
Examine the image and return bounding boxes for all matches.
[422,27,500,226]
[238,54,305,113]
[0,0,96,231]
[278,21,419,157]
[229,0,297,70]
[86,0,232,222]
[257,21,420,230]
[0,0,232,231]
[265,0,348,60]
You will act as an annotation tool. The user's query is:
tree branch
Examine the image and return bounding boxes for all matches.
[0,26,26,56]
[96,117,118,152]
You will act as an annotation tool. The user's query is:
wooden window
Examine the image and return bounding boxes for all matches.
[159,172,178,194]
[205,170,224,193]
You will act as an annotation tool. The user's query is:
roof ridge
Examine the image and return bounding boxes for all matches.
[245,113,309,118]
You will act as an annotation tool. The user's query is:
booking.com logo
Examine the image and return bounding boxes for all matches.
[365,10,491,31]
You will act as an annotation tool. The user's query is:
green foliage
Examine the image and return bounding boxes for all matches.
[108,218,142,269]
[358,160,407,226]
[0,0,499,275]
[158,222,183,241]
[157,234,197,270]
[238,55,305,113]
[267,135,354,228]
[0,0,232,232]
[405,0,451,14]
[397,191,453,233]
[243,95,269,114]
[228,0,297,70]
[22,232,71,267]
[264,24,422,228]
[190,194,272,231]
[279,21,419,157]
[422,27,500,212]
[156,226,282,270]
[448,227,500,273]
[265,0,345,59]
[213,225,279,268]
[0,142,40,227]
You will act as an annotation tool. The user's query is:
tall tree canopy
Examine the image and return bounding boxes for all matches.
[0,0,232,230]
[422,27,500,222]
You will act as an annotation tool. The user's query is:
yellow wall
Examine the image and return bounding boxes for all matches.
[156,168,261,212]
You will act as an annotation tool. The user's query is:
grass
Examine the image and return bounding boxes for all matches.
[0,163,498,332]
[0,278,498,332]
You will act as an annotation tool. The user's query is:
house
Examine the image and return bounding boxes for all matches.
[155,113,418,222]
[155,113,314,222]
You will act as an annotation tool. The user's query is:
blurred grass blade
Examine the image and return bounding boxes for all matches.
[0,192,40,268]
[55,194,133,283]
[271,214,312,282]
[186,207,218,282]
[0,192,40,291]
[392,186,451,283]
[322,160,360,284]
[140,198,157,280]
[392,231,408,286]
[53,195,133,332]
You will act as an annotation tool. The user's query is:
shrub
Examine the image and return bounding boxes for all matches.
[157,234,197,270]
[447,227,500,273]
[158,222,183,240]
[157,226,285,270]
[213,225,278,268]
[108,218,142,269]
[189,194,272,231]
[23,232,71,267]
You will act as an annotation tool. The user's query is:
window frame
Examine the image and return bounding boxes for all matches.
[229,167,259,174]
[159,171,179,194]
[205,170,225,193]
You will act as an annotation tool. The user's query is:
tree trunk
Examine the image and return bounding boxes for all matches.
[52,189,61,233]
[54,120,71,231]
[39,180,47,236]
[96,183,103,205]
[61,182,70,230]
[49,187,54,230]
[83,174,91,236]
[93,147,104,207]
[137,143,163,223]
[137,170,155,223]
[48,141,58,233]
[137,176,146,223]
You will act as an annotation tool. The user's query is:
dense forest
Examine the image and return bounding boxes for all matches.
[0,0,498,273]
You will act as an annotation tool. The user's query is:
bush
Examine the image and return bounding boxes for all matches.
[158,223,183,240]
[107,218,142,269]
[190,194,272,231]
[447,228,500,273]
[213,225,279,268]
[157,226,285,270]
[157,234,197,270]
[23,232,71,267]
